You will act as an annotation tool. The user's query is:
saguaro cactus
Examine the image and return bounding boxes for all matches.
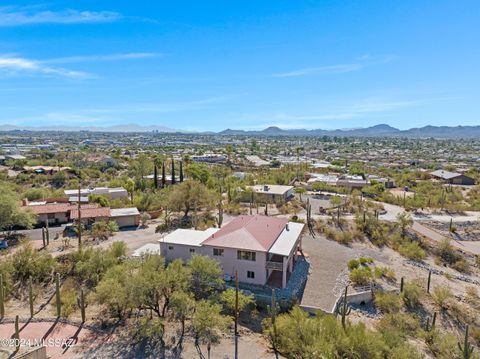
[171,158,176,185]
[217,202,224,228]
[400,277,404,292]
[55,273,61,317]
[335,286,352,329]
[0,274,5,319]
[161,161,166,187]
[458,325,474,359]
[425,312,437,331]
[29,277,34,318]
[14,315,20,351]
[427,270,432,294]
[77,289,87,323]
[179,161,184,182]
[45,220,50,245]
[42,227,46,247]
[153,163,158,189]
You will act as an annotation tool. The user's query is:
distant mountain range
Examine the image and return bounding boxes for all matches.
[219,124,480,138]
[0,123,180,133]
[1,123,480,138]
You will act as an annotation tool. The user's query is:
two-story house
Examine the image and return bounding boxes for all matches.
[159,215,304,288]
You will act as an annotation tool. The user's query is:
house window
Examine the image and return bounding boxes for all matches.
[189,248,195,253]
[168,245,174,250]
[237,250,256,261]
[247,271,255,279]
[213,248,224,256]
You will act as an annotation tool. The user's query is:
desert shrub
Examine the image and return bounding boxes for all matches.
[348,259,360,270]
[352,228,365,241]
[377,313,421,346]
[424,331,460,359]
[401,282,422,309]
[471,326,480,347]
[436,239,459,265]
[336,231,353,245]
[349,267,373,286]
[10,242,56,284]
[359,257,374,265]
[58,278,79,318]
[431,286,454,309]
[398,241,426,261]
[465,286,480,309]
[263,306,415,359]
[374,292,403,314]
[324,227,337,240]
[452,258,470,273]
[373,266,396,281]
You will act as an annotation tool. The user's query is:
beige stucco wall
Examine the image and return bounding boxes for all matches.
[159,242,268,286]
[37,212,69,225]
[112,215,139,228]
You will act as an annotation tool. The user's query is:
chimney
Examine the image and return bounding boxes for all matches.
[264,185,269,191]
[285,223,289,231]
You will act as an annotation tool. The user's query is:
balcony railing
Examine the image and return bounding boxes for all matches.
[266,261,283,271]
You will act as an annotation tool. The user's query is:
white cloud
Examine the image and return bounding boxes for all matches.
[272,54,395,78]
[0,7,121,26]
[0,56,90,78]
[42,52,161,64]
[272,64,362,78]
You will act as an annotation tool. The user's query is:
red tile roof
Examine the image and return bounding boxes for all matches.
[202,215,288,252]
[26,203,100,216]
[70,207,111,219]
[27,203,72,215]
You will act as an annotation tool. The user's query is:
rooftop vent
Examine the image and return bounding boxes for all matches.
[263,185,269,191]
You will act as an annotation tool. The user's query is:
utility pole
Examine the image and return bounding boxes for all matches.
[234,270,239,359]
[77,185,82,249]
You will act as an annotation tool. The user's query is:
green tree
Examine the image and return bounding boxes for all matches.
[219,288,255,317]
[192,300,229,359]
[166,180,215,217]
[396,212,413,238]
[188,255,223,300]
[0,186,36,232]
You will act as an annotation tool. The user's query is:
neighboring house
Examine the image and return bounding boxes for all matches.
[245,155,270,167]
[306,173,339,187]
[367,175,396,189]
[24,200,100,225]
[96,156,118,167]
[430,170,475,185]
[191,153,227,163]
[159,215,304,288]
[24,198,139,228]
[70,207,111,224]
[110,208,140,227]
[64,187,128,201]
[5,154,26,161]
[336,175,369,190]
[22,166,71,175]
[70,207,139,228]
[232,172,247,180]
[144,174,182,186]
[247,184,294,203]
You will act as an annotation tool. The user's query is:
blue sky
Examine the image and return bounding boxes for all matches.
[0,1,479,131]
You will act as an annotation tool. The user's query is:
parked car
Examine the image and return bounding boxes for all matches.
[0,240,8,250]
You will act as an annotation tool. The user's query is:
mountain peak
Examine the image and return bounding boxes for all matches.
[263,126,284,132]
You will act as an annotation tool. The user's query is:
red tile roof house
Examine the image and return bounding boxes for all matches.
[24,199,140,228]
[24,200,100,225]
[159,215,304,288]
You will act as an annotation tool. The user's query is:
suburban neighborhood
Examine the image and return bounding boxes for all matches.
[1,1,480,359]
